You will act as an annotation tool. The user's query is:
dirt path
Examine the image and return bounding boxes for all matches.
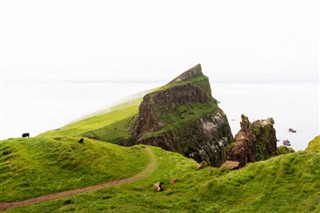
[0,147,157,211]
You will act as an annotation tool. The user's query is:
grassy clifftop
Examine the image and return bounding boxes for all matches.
[0,137,149,202]
[39,65,220,145]
[39,104,140,141]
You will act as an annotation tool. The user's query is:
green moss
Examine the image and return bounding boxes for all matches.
[143,102,218,139]
[153,75,210,94]
[278,145,295,155]
[306,135,320,151]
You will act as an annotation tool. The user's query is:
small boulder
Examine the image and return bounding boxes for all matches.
[153,182,164,192]
[197,161,208,170]
[221,161,240,170]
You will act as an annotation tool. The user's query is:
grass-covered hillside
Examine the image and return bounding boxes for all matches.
[39,103,140,144]
[1,65,319,212]
[306,135,320,152]
[39,70,220,145]
[4,144,320,213]
[0,137,149,202]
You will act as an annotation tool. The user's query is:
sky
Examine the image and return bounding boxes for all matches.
[0,0,318,83]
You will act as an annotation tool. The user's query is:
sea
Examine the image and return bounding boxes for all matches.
[1,81,319,151]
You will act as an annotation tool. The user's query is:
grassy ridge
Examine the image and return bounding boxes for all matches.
[306,135,320,151]
[39,104,139,139]
[6,145,320,212]
[0,137,149,202]
[38,75,216,143]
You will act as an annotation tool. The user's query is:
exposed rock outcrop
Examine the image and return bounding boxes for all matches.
[226,114,278,167]
[221,161,240,170]
[125,64,233,167]
[197,161,208,170]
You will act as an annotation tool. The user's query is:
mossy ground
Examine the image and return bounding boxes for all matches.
[306,135,320,151]
[0,137,149,202]
[278,145,295,154]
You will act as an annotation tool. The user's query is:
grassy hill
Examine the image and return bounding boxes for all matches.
[1,64,319,212]
[4,144,320,213]
[39,72,220,145]
[306,135,320,152]
[39,103,140,144]
[0,137,149,202]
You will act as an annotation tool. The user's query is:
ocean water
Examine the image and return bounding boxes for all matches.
[1,81,319,151]
[212,82,319,151]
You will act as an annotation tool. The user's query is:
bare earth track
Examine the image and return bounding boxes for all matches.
[0,147,157,211]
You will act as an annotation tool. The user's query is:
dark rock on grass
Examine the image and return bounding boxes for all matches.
[154,182,164,192]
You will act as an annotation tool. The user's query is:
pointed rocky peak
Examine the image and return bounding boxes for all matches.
[126,65,233,167]
[226,115,278,168]
[170,64,203,83]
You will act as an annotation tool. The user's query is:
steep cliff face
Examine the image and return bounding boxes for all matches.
[126,64,233,166]
[226,114,279,167]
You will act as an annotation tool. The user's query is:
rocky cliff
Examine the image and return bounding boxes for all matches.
[125,64,233,166]
[226,114,279,167]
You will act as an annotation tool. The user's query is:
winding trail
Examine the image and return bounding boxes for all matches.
[0,147,157,211]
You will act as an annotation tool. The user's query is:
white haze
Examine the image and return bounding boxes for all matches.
[0,0,319,146]
[1,0,318,83]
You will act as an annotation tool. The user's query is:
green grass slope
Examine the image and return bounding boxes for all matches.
[6,146,320,213]
[38,105,140,145]
[306,135,320,151]
[0,137,149,202]
[39,74,218,144]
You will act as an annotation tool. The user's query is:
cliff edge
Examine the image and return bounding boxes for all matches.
[125,64,233,166]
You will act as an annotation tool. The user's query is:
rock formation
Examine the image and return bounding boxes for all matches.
[125,64,233,167]
[251,117,278,160]
[226,114,278,167]
[221,161,240,170]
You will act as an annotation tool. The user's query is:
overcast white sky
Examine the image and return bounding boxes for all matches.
[0,0,318,83]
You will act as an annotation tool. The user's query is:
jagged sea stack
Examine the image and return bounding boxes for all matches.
[126,64,233,166]
[226,114,279,167]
